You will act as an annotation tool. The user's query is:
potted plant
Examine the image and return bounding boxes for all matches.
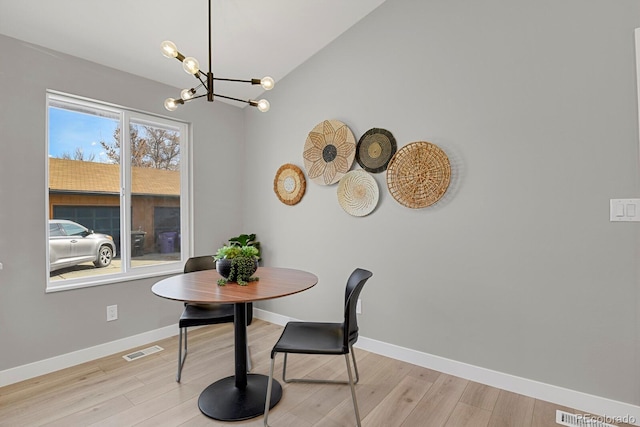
[228,233,261,261]
[214,244,259,286]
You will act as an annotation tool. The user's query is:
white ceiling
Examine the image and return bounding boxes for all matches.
[0,0,386,106]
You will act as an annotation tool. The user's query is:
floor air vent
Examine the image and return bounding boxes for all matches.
[556,410,616,427]
[122,345,163,362]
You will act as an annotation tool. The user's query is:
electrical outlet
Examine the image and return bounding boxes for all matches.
[356,299,362,314]
[106,305,118,321]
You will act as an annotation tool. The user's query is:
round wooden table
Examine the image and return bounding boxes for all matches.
[152,266,318,421]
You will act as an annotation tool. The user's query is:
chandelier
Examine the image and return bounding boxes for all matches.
[161,0,274,112]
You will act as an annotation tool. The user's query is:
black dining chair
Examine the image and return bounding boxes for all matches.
[263,268,373,427]
[176,255,253,382]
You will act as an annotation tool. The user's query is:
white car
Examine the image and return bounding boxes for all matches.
[49,219,116,272]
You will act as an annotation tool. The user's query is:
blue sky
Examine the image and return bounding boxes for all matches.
[48,107,118,163]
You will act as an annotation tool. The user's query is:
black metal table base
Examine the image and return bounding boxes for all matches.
[198,373,282,421]
[198,304,281,421]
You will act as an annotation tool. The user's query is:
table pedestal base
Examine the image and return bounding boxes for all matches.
[198,374,282,421]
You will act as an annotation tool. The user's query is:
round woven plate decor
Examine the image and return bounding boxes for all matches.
[356,128,397,173]
[273,164,306,205]
[337,170,379,217]
[303,119,356,186]
[386,141,451,209]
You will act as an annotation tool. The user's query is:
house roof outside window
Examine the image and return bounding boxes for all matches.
[49,158,179,196]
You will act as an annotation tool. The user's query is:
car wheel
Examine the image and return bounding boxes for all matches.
[94,245,113,268]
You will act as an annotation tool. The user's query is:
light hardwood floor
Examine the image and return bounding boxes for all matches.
[0,319,632,427]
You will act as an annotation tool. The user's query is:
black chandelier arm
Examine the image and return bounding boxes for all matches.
[213,93,252,105]
[189,82,205,93]
[208,0,212,74]
[175,93,252,105]
[213,77,263,85]
[189,72,206,88]
[186,93,209,101]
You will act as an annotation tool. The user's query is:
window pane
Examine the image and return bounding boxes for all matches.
[129,121,181,267]
[46,92,188,291]
[48,102,121,281]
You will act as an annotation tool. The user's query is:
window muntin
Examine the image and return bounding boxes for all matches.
[46,92,189,291]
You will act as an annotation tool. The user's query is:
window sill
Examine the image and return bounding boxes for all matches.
[45,265,183,293]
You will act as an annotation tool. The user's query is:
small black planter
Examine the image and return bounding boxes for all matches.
[216,258,258,282]
[216,258,233,278]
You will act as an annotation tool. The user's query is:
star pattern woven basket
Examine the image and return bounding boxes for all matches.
[302,119,356,185]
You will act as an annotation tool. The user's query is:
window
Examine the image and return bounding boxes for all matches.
[46,92,190,291]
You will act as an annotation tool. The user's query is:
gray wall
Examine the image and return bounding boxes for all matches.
[244,0,640,405]
[2,0,640,409]
[0,34,245,370]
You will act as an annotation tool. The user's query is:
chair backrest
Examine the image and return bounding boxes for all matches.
[182,256,254,324]
[343,268,373,349]
[184,255,216,273]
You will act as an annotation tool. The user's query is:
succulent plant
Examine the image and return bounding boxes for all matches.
[215,239,260,286]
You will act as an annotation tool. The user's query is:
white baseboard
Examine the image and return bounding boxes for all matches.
[254,307,292,326]
[253,308,640,426]
[355,336,640,425]
[3,309,640,427]
[0,324,178,388]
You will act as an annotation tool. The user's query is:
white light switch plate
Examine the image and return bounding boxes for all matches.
[610,199,640,221]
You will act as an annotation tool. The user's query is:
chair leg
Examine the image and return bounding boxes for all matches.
[177,327,249,380]
[345,353,361,427]
[350,345,360,384]
[282,346,360,385]
[263,355,276,427]
[176,327,187,382]
[275,350,361,426]
[282,353,289,382]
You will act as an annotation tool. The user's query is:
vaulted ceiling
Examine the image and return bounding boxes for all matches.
[0,0,386,105]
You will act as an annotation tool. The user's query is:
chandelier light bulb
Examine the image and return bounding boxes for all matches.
[260,76,275,91]
[164,97,179,111]
[182,57,200,75]
[160,40,179,58]
[257,99,270,112]
[160,1,274,113]
[181,88,196,100]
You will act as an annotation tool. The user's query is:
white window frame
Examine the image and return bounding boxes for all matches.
[45,91,191,292]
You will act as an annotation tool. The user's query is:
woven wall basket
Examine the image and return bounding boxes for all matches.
[356,128,397,173]
[337,170,379,217]
[386,141,451,209]
[273,163,306,205]
[303,119,356,185]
